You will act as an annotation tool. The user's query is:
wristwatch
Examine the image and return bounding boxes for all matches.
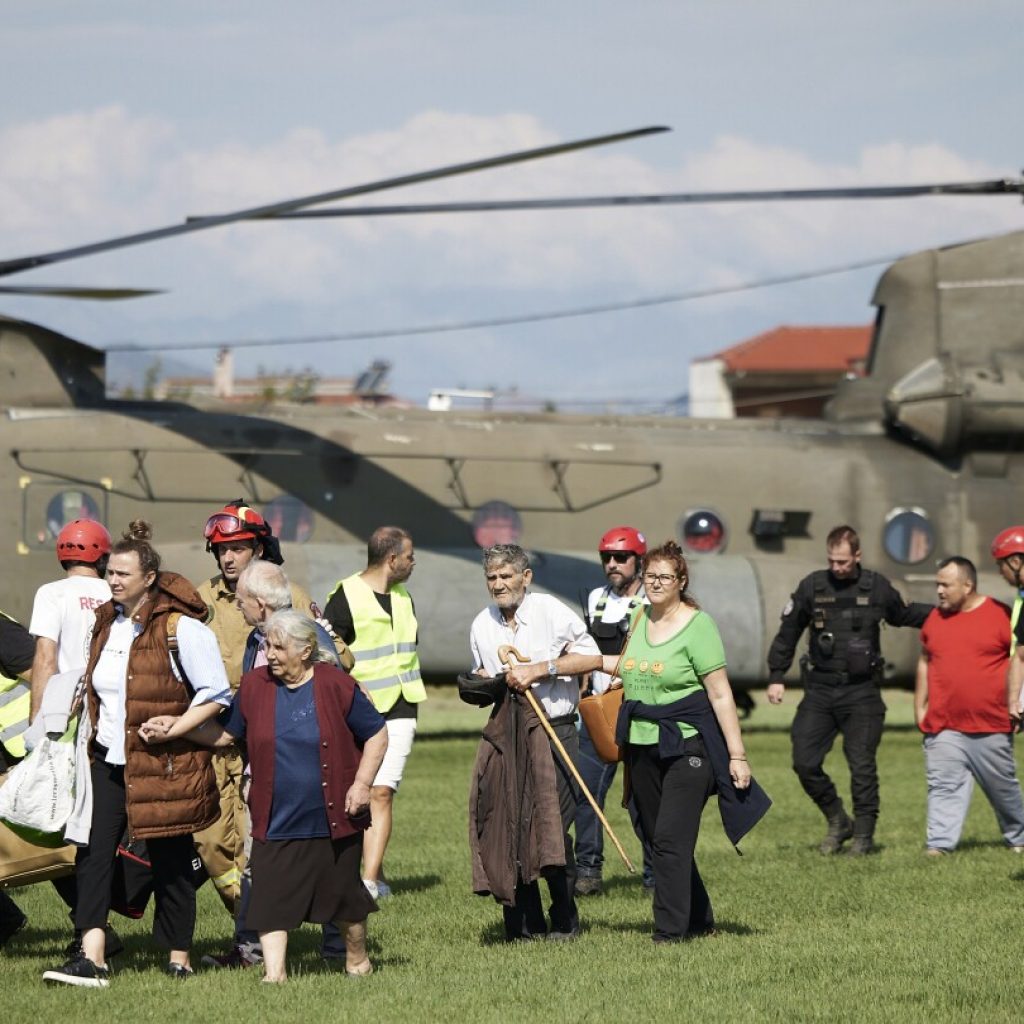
[547,659,558,677]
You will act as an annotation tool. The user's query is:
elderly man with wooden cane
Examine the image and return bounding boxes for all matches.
[469,543,628,942]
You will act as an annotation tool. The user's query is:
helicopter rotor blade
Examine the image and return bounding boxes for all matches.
[218,177,1024,219]
[0,285,164,300]
[0,125,669,281]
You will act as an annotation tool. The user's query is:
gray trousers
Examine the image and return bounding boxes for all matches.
[923,731,1024,851]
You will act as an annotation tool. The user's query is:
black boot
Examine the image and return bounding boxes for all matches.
[848,832,876,856]
[818,805,854,854]
[848,816,877,856]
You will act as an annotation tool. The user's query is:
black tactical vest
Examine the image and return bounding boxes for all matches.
[588,590,643,656]
[807,569,883,681]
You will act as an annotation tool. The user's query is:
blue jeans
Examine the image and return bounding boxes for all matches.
[575,717,654,886]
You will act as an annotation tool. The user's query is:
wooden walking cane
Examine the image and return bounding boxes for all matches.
[498,644,636,874]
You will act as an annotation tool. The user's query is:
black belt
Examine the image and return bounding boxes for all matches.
[806,668,870,687]
[548,713,577,728]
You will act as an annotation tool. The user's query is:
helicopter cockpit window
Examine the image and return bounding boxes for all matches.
[679,510,726,553]
[263,495,314,543]
[883,507,934,564]
[27,488,106,549]
[472,501,522,548]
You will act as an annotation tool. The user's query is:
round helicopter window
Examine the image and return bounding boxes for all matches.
[679,510,726,553]
[471,501,522,548]
[44,491,102,542]
[883,507,934,564]
[263,495,314,543]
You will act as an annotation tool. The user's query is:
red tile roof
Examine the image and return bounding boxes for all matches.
[705,325,872,374]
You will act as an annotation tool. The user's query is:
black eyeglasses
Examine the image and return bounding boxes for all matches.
[600,552,634,564]
[642,572,680,587]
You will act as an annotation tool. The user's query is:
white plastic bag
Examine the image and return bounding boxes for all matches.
[0,717,78,845]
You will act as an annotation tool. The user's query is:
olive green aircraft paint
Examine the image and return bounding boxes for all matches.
[4,231,1023,686]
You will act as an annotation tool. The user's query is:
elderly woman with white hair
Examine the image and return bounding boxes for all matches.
[141,609,387,982]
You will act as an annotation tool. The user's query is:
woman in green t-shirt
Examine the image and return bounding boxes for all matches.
[502,540,756,943]
[616,540,751,940]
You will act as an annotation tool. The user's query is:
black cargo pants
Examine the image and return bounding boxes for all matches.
[790,681,886,835]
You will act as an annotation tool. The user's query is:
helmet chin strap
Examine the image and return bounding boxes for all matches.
[1007,556,1024,589]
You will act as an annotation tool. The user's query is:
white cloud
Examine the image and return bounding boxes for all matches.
[1,107,1021,398]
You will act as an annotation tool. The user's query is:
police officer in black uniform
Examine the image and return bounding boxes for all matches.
[766,525,931,855]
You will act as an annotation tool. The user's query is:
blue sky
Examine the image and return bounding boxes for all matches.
[1,2,1022,401]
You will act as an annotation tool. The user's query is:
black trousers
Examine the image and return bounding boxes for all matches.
[503,719,580,940]
[790,682,886,833]
[628,740,715,940]
[75,759,197,951]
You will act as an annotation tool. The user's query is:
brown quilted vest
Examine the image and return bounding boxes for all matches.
[85,571,218,840]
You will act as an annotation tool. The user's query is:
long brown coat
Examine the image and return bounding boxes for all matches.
[85,571,218,841]
[468,692,566,906]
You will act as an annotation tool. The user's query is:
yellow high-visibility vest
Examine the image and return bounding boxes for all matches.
[0,611,30,760]
[332,574,424,714]
[1012,596,1022,658]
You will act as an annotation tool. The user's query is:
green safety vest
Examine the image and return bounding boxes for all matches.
[0,611,30,761]
[333,574,424,714]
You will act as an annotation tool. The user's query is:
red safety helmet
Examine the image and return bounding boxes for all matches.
[204,502,270,550]
[991,526,1024,561]
[56,519,111,564]
[598,526,647,557]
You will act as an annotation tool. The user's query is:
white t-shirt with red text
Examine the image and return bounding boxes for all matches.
[29,575,111,673]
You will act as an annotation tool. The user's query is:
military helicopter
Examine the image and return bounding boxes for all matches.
[2,125,1023,690]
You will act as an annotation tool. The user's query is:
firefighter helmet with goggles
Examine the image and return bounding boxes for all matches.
[991,526,1024,561]
[56,519,112,564]
[598,526,647,557]
[204,503,270,550]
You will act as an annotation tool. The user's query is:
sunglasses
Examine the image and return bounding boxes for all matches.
[600,551,635,564]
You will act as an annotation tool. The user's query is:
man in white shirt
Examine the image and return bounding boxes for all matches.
[26,518,117,961]
[29,519,112,721]
[470,543,599,940]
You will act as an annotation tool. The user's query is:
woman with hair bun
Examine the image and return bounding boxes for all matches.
[43,520,231,988]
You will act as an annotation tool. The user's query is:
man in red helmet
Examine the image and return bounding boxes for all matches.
[195,500,326,968]
[23,517,121,961]
[992,527,1024,724]
[28,519,111,721]
[575,527,653,896]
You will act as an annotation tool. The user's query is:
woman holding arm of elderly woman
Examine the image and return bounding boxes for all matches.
[505,539,768,944]
[141,608,388,983]
[43,520,232,988]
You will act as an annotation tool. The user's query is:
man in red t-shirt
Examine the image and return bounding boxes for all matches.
[915,556,1024,855]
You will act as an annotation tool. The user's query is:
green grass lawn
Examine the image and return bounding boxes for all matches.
[4,688,1021,1022]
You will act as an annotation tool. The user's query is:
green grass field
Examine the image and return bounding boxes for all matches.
[4,688,1020,1022]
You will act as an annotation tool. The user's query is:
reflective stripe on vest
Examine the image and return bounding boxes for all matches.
[0,676,29,759]
[336,574,424,713]
[0,607,29,759]
[1013,596,1022,658]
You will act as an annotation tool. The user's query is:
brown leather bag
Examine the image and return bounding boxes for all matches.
[0,770,76,889]
[578,686,624,763]
[577,608,643,764]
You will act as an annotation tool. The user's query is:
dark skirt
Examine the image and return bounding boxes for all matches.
[246,833,378,933]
